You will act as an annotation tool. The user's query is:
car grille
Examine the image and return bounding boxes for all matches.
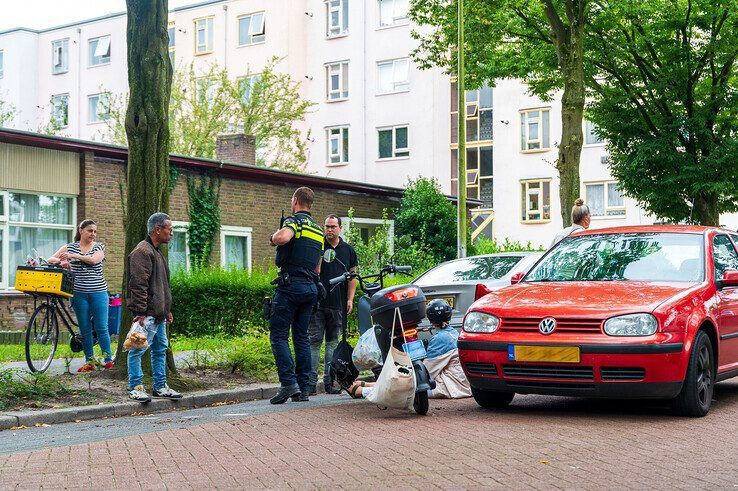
[464,362,498,376]
[600,367,646,381]
[500,317,603,333]
[502,364,595,380]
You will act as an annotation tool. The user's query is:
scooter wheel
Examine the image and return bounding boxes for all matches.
[413,391,429,415]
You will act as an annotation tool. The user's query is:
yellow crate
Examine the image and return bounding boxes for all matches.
[15,266,74,298]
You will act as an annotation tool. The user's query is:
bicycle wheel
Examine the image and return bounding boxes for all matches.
[25,303,59,373]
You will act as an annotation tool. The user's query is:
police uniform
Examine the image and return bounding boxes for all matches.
[269,210,324,396]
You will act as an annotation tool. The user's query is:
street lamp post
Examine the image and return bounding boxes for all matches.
[456,0,467,259]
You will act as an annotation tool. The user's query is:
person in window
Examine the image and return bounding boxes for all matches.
[49,219,113,372]
[550,198,591,248]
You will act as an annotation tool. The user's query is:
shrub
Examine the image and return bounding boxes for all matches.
[0,369,70,411]
[170,266,276,337]
[470,235,543,255]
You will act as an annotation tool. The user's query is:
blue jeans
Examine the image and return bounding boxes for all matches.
[71,291,111,362]
[127,317,168,390]
[269,280,317,391]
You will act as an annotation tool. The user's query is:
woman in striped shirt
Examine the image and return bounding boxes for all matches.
[49,219,113,371]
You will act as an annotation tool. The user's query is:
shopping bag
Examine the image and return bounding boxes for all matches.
[352,328,382,370]
[123,320,149,351]
[366,307,416,409]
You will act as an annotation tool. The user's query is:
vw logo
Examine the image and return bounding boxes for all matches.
[539,317,556,335]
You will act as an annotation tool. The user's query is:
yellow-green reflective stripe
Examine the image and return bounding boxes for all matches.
[301,224,323,235]
[299,229,324,243]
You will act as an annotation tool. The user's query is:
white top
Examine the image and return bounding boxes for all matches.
[549,225,585,249]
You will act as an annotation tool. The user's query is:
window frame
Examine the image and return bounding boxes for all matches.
[519,107,551,153]
[377,0,409,28]
[168,22,176,67]
[2,191,77,291]
[326,0,349,38]
[0,49,3,79]
[88,36,111,67]
[169,221,191,273]
[376,58,410,95]
[51,93,70,128]
[520,178,552,224]
[340,216,395,253]
[377,125,409,161]
[326,125,349,166]
[220,225,253,272]
[325,60,349,101]
[87,93,110,124]
[51,38,69,75]
[194,16,215,55]
[584,180,626,218]
[237,73,261,104]
[585,119,604,146]
[237,12,266,47]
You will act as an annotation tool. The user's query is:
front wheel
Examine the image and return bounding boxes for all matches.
[472,387,515,410]
[414,391,429,415]
[26,303,59,373]
[672,330,714,417]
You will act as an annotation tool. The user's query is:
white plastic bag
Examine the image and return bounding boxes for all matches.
[352,328,382,370]
[366,308,416,410]
[123,320,149,351]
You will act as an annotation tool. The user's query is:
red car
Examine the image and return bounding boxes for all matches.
[458,225,738,416]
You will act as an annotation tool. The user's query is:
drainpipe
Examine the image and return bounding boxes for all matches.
[362,0,367,183]
[77,27,82,138]
[223,4,228,67]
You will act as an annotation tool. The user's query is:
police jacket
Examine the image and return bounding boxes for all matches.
[275,211,324,278]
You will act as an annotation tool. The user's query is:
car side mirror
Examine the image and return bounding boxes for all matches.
[718,270,738,289]
[510,272,525,285]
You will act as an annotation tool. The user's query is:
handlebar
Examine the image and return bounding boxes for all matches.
[327,264,412,292]
[394,265,412,273]
[329,274,348,286]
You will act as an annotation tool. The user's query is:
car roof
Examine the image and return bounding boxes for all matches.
[435,252,535,264]
[571,224,730,237]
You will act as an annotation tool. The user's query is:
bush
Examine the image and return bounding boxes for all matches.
[170,266,276,337]
[470,235,543,255]
[0,369,70,411]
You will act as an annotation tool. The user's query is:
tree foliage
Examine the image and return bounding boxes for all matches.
[0,98,16,128]
[395,177,458,264]
[108,57,313,171]
[411,0,592,226]
[586,0,738,225]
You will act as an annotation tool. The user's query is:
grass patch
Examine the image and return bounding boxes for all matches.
[0,369,71,411]
[0,341,119,364]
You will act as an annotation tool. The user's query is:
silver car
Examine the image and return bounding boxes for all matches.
[413,252,543,332]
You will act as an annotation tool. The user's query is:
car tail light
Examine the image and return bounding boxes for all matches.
[384,287,419,302]
[475,283,492,301]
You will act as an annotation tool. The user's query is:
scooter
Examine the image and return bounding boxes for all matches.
[325,251,435,415]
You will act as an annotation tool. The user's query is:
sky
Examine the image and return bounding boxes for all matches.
[0,0,199,31]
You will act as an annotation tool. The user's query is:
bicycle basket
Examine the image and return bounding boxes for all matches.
[15,266,74,298]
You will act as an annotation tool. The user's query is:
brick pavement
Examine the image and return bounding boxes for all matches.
[2,381,738,490]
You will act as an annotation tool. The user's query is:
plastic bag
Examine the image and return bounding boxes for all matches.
[352,328,382,370]
[123,320,149,351]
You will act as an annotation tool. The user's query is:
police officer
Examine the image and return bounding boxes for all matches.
[268,187,324,404]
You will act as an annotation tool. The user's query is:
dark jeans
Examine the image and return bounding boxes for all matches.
[308,307,342,388]
[269,280,317,391]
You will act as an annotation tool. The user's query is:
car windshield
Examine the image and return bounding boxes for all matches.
[415,256,523,285]
[526,233,704,282]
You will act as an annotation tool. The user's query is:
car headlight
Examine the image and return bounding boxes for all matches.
[604,313,658,336]
[463,311,500,333]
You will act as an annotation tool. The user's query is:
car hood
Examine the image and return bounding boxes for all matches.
[471,281,698,318]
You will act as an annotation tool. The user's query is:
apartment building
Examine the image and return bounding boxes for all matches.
[2,0,732,247]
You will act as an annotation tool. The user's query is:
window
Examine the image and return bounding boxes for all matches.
[168,221,190,274]
[5,192,75,287]
[326,61,349,100]
[52,39,69,74]
[326,126,349,165]
[377,125,409,159]
[88,36,111,66]
[168,23,175,67]
[377,58,409,94]
[194,17,214,54]
[521,179,552,222]
[238,74,260,104]
[585,120,603,145]
[238,12,265,46]
[378,0,408,27]
[714,235,738,281]
[196,78,216,106]
[88,93,110,124]
[341,217,395,250]
[326,0,349,37]
[585,181,625,217]
[451,83,493,144]
[51,94,69,128]
[0,50,3,78]
[220,226,252,271]
[520,108,550,151]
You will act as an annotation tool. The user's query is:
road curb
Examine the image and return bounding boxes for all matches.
[0,384,291,431]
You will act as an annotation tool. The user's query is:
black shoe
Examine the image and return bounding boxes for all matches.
[308,385,318,396]
[270,385,300,404]
[325,384,342,395]
[292,393,309,402]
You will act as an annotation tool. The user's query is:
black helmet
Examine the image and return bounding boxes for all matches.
[426,299,452,325]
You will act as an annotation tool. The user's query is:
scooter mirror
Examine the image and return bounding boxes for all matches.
[323,249,336,263]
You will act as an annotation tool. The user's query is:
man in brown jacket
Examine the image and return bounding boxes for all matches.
[126,212,182,403]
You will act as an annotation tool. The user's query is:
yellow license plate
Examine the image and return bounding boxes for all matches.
[427,296,454,309]
[510,345,581,363]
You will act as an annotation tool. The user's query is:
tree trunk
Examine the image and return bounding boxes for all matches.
[113,0,173,377]
[693,193,720,226]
